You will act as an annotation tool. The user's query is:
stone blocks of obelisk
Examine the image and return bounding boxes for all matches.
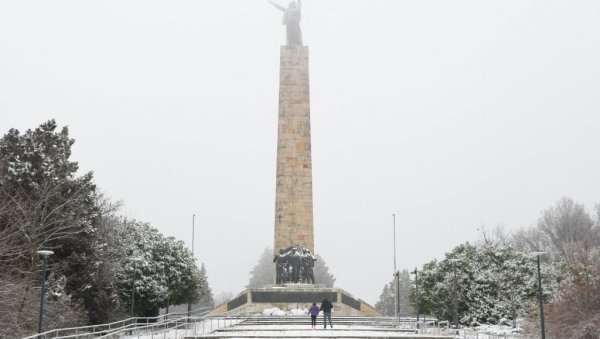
[274,46,314,254]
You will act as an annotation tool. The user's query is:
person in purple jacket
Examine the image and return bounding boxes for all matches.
[309,302,319,329]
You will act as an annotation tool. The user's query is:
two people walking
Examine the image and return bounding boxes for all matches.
[309,298,334,329]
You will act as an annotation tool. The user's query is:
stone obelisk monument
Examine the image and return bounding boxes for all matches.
[207,2,381,317]
[271,0,314,255]
[273,46,314,254]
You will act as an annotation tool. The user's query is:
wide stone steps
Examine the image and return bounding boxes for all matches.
[237,318,426,329]
[184,316,452,339]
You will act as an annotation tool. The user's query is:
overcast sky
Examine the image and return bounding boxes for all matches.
[1,0,599,305]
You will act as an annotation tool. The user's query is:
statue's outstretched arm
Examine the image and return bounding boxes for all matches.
[268,0,286,12]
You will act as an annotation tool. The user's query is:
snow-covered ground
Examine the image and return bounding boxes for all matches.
[457,325,523,339]
[125,326,523,339]
[122,318,243,339]
[261,307,308,316]
[121,310,524,339]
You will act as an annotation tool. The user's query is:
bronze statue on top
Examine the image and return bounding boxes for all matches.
[268,0,303,46]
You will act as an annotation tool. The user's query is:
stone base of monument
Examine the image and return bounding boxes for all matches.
[210,285,381,317]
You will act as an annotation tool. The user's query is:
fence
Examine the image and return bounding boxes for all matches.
[21,307,211,339]
[98,316,243,339]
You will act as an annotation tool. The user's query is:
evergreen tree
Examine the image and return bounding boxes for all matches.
[314,254,336,287]
[375,269,414,316]
[375,283,392,316]
[197,263,215,310]
[247,247,275,288]
[118,221,208,317]
[84,197,128,323]
[0,120,104,329]
[415,242,563,325]
[0,120,212,334]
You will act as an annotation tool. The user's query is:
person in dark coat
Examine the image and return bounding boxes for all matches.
[319,297,333,328]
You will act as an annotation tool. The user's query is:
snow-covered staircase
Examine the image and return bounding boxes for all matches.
[184,316,454,338]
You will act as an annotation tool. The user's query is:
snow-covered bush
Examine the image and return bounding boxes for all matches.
[415,242,564,326]
[262,307,287,316]
[289,308,308,315]
[261,307,308,316]
[117,221,209,317]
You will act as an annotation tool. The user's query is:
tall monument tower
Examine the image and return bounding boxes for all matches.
[269,0,314,255]
[273,46,314,254]
[207,2,381,317]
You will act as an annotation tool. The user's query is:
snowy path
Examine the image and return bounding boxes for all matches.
[122,316,522,339]
[180,318,452,339]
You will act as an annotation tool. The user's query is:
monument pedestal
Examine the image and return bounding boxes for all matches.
[210,286,380,317]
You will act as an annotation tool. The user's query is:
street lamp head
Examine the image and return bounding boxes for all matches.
[37,250,54,257]
[530,251,546,257]
[130,257,142,262]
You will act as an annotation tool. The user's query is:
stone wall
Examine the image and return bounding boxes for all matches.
[210,287,380,317]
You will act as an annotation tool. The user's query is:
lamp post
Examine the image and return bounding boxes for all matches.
[37,250,54,334]
[188,214,195,319]
[448,258,459,332]
[531,252,546,339]
[392,214,399,325]
[411,267,419,323]
[130,257,142,318]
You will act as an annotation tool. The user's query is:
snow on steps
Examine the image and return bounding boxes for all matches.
[184,316,453,339]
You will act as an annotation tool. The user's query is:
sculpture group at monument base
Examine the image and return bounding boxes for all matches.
[210,286,381,317]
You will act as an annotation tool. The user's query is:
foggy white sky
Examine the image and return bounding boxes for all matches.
[1,0,599,305]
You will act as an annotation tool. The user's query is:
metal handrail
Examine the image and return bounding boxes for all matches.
[52,318,186,339]
[21,306,211,339]
[22,318,139,339]
[97,315,244,339]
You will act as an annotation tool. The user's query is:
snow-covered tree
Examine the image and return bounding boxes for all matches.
[0,120,103,332]
[538,197,599,285]
[0,120,212,334]
[247,247,275,288]
[314,254,336,287]
[375,269,414,316]
[197,263,214,310]
[522,198,600,338]
[416,242,563,326]
[82,197,128,323]
[118,221,208,317]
